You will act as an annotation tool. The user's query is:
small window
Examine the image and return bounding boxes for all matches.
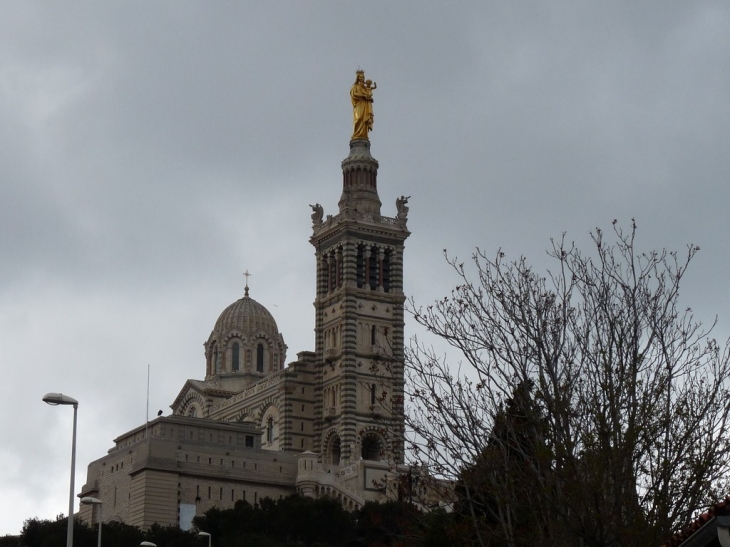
[208,486,211,499]
[245,435,254,448]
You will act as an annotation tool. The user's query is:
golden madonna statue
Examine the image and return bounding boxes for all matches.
[351,70,376,140]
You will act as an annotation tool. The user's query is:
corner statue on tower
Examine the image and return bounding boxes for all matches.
[351,70,376,141]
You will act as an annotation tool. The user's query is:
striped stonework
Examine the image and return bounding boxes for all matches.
[310,138,410,467]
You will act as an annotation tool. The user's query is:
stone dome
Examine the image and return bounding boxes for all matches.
[205,286,288,385]
[213,291,280,336]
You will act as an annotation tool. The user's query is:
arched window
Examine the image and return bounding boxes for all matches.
[266,417,274,444]
[232,343,240,372]
[328,254,337,292]
[330,436,341,466]
[356,244,365,288]
[206,345,213,376]
[382,249,391,292]
[256,343,264,372]
[362,435,382,461]
[368,246,379,290]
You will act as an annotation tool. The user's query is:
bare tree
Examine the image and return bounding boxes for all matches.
[405,221,730,547]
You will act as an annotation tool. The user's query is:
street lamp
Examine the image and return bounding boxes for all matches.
[140,542,157,547]
[80,497,102,547]
[198,531,211,547]
[43,392,79,547]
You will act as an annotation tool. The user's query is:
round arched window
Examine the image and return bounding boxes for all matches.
[361,435,382,461]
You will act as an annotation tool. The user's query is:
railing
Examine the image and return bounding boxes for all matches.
[323,348,340,362]
[210,369,286,412]
[317,479,365,509]
[312,212,404,233]
[369,405,382,415]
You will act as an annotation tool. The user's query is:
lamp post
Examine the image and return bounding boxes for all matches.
[43,392,79,547]
[80,497,102,547]
[198,531,211,547]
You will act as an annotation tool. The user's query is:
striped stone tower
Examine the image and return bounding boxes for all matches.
[309,137,410,468]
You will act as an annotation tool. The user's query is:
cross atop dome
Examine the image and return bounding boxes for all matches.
[243,269,251,297]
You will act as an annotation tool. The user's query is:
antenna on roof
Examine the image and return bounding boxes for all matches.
[144,364,151,442]
[146,364,150,423]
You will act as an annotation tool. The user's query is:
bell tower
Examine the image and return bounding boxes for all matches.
[309,76,410,467]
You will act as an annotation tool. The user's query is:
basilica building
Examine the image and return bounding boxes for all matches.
[78,78,413,530]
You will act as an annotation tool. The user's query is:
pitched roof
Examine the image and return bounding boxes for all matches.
[662,496,730,547]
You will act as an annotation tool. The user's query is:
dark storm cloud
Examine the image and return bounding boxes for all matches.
[1,1,729,536]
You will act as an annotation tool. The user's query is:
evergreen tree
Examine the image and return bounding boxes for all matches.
[456,380,554,546]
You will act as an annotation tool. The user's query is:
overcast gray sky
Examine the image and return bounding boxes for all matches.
[2,1,730,536]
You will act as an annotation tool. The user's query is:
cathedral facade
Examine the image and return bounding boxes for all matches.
[78,118,412,530]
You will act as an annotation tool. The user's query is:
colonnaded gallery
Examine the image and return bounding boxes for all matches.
[78,72,417,530]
